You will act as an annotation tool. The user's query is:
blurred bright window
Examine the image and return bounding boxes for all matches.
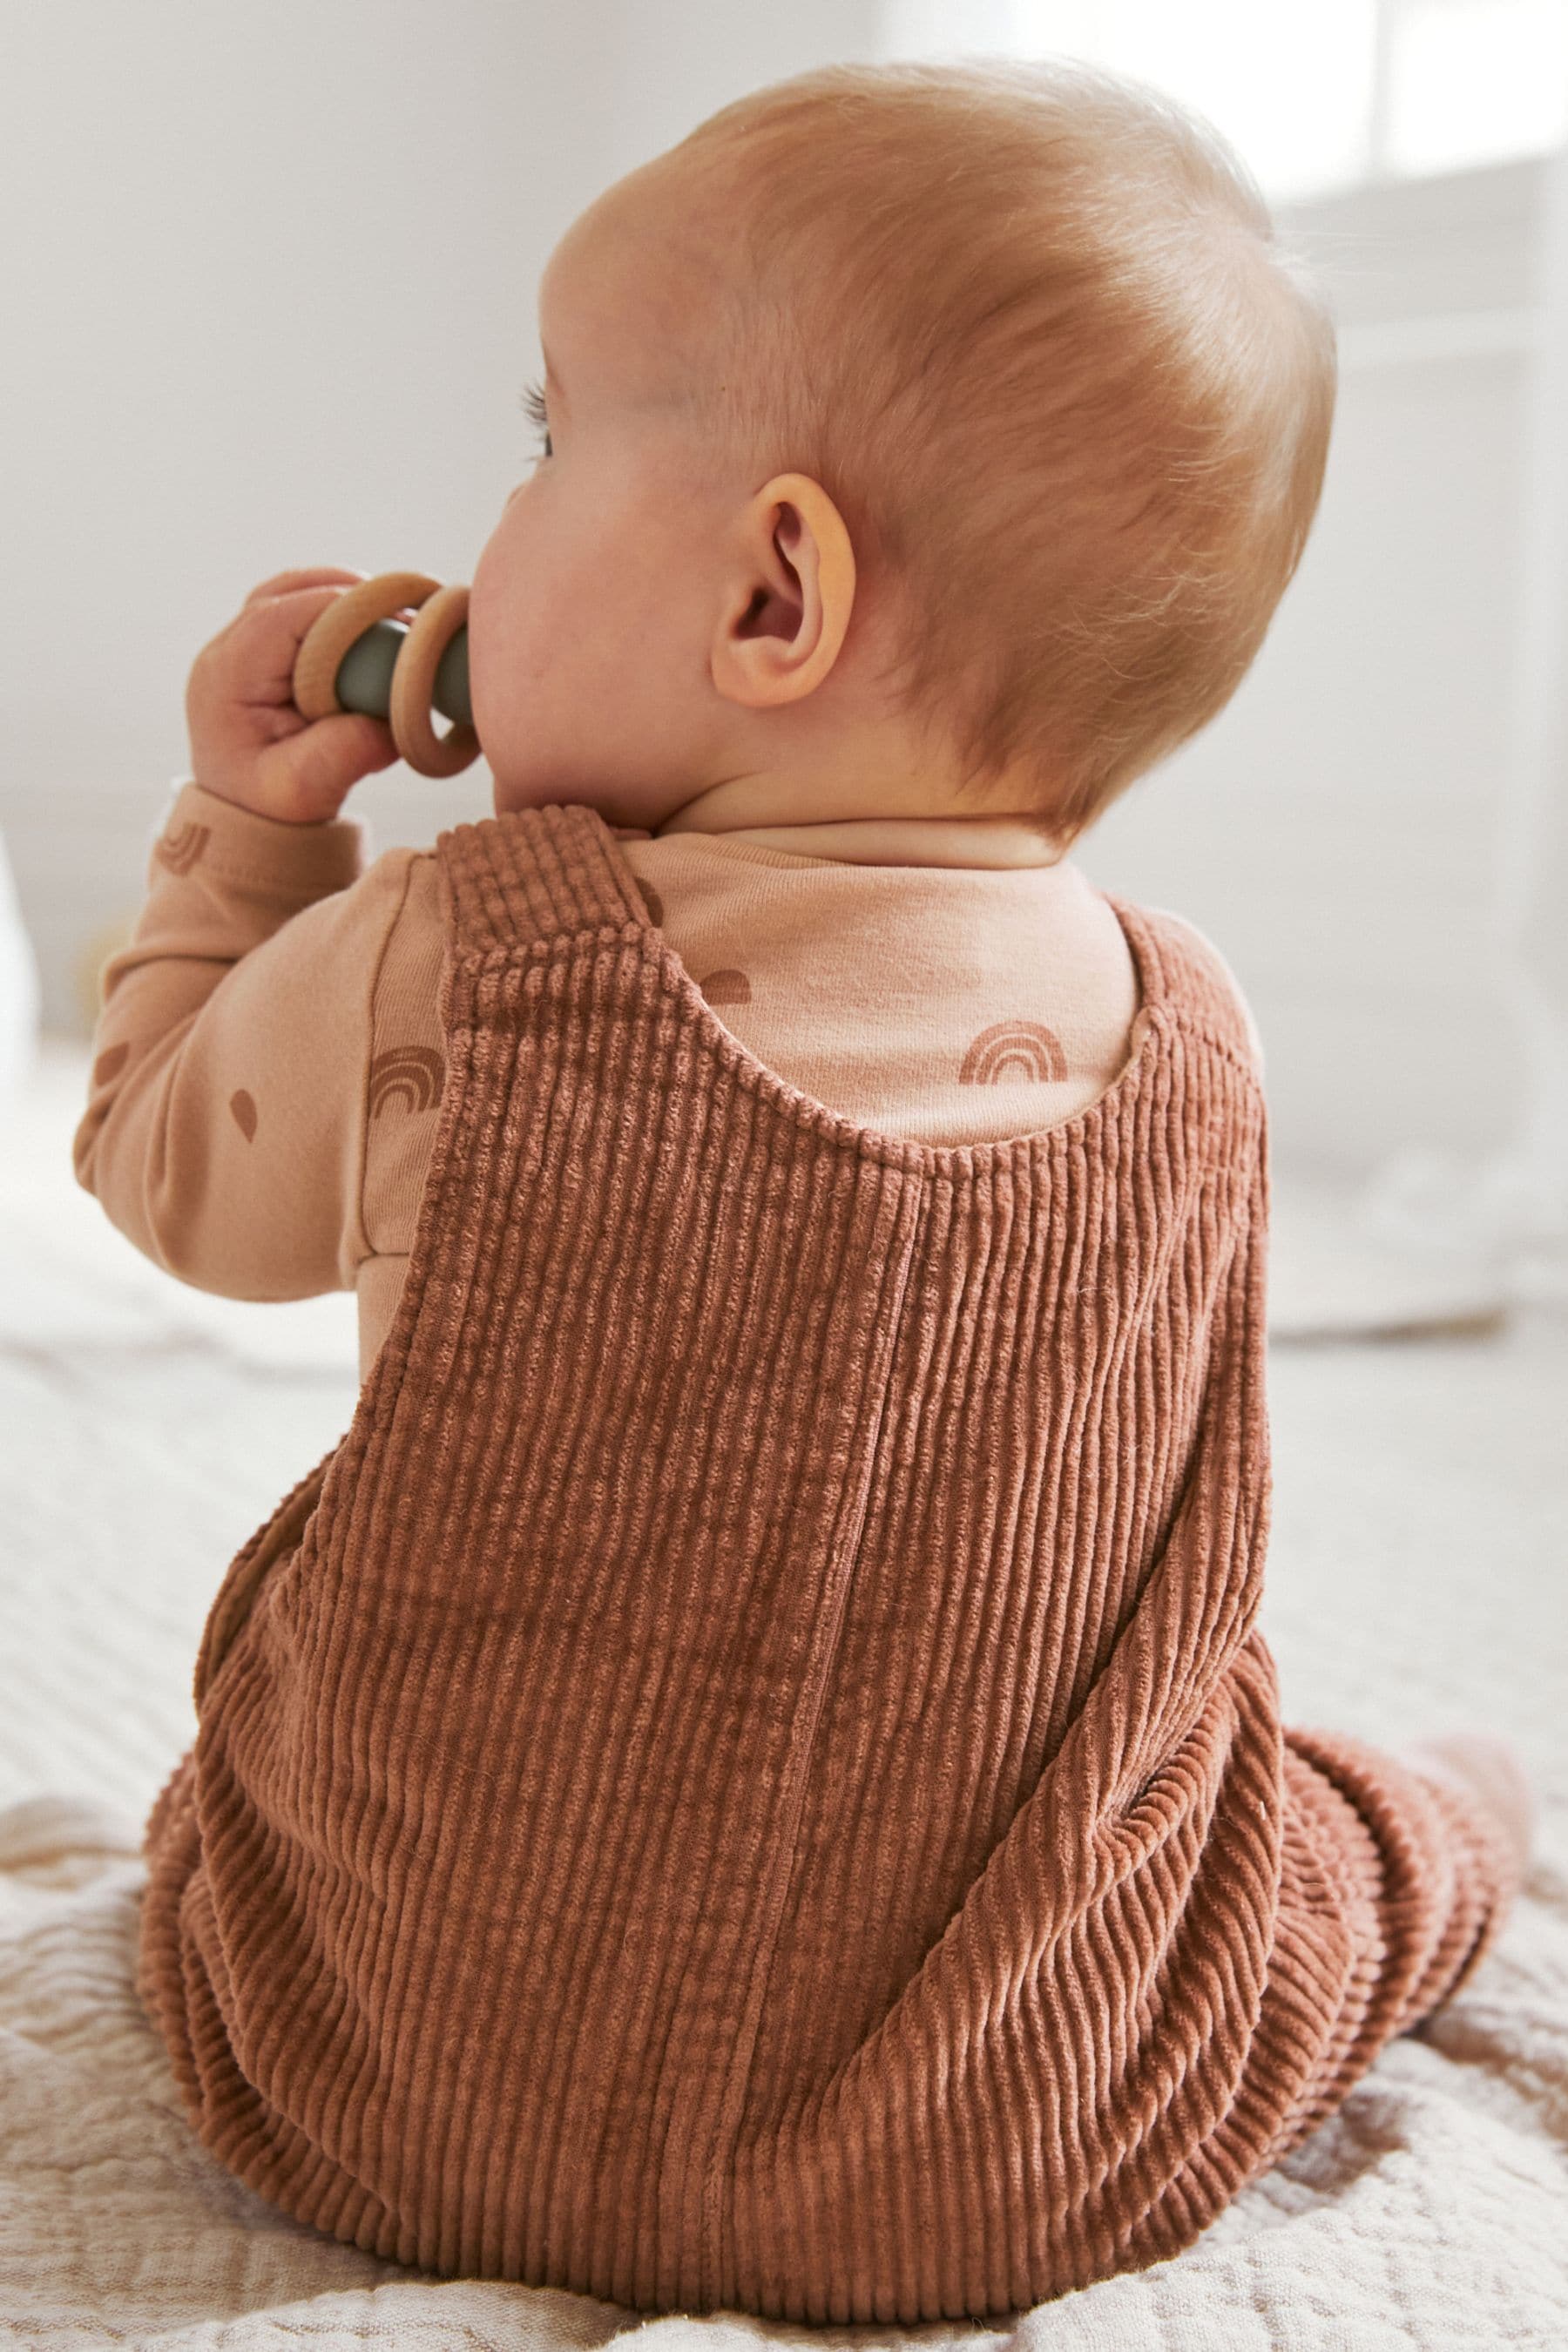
[880,0,1568,200]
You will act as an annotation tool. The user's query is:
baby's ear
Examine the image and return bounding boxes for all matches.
[711,472,855,712]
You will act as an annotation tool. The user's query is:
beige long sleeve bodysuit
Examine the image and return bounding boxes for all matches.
[72,775,1146,1380]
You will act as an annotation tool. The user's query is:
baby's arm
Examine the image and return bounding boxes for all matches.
[71,775,409,1301]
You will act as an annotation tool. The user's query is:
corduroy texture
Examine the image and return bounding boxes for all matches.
[135,801,1522,2324]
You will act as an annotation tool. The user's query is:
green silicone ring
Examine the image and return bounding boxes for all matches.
[333,618,471,729]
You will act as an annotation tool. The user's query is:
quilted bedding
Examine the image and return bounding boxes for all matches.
[3,1043,1565,2349]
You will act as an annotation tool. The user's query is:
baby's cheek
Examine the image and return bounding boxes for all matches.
[466,566,531,724]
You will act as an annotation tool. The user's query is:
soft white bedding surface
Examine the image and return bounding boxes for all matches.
[3,1042,1565,2349]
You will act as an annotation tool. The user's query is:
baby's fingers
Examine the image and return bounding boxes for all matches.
[255,710,402,825]
[221,583,409,707]
[242,565,369,607]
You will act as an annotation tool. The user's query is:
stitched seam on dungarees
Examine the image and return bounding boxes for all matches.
[698,1179,925,2308]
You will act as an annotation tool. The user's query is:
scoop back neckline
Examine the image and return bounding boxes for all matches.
[584,807,1166,1179]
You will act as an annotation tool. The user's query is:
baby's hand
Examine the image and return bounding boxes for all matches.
[185,566,405,825]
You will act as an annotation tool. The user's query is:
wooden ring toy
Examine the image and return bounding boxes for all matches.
[291,570,480,779]
[389,582,476,778]
[292,571,440,723]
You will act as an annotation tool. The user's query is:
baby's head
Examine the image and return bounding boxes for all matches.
[468,57,1337,850]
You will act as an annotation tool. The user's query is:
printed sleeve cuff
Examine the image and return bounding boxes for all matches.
[151,775,371,896]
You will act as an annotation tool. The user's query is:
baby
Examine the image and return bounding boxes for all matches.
[74,56,1532,2323]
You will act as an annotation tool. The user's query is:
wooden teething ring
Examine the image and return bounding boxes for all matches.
[291,569,479,779]
[389,581,475,778]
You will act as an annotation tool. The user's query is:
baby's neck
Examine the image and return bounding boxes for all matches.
[650,813,1067,870]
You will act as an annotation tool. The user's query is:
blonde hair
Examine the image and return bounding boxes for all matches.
[662,57,1338,844]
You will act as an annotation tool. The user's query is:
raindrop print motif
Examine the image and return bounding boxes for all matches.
[699,970,752,1007]
[959,1019,1068,1085]
[92,1042,130,1088]
[229,1090,258,1142]
[368,1046,446,1120]
[155,821,211,876]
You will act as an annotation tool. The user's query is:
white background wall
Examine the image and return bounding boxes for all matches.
[2,0,1562,1193]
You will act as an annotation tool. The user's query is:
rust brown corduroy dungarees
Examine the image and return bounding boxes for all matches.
[137,801,1519,2323]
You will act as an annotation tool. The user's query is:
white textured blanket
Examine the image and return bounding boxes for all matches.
[3,1043,1565,2349]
